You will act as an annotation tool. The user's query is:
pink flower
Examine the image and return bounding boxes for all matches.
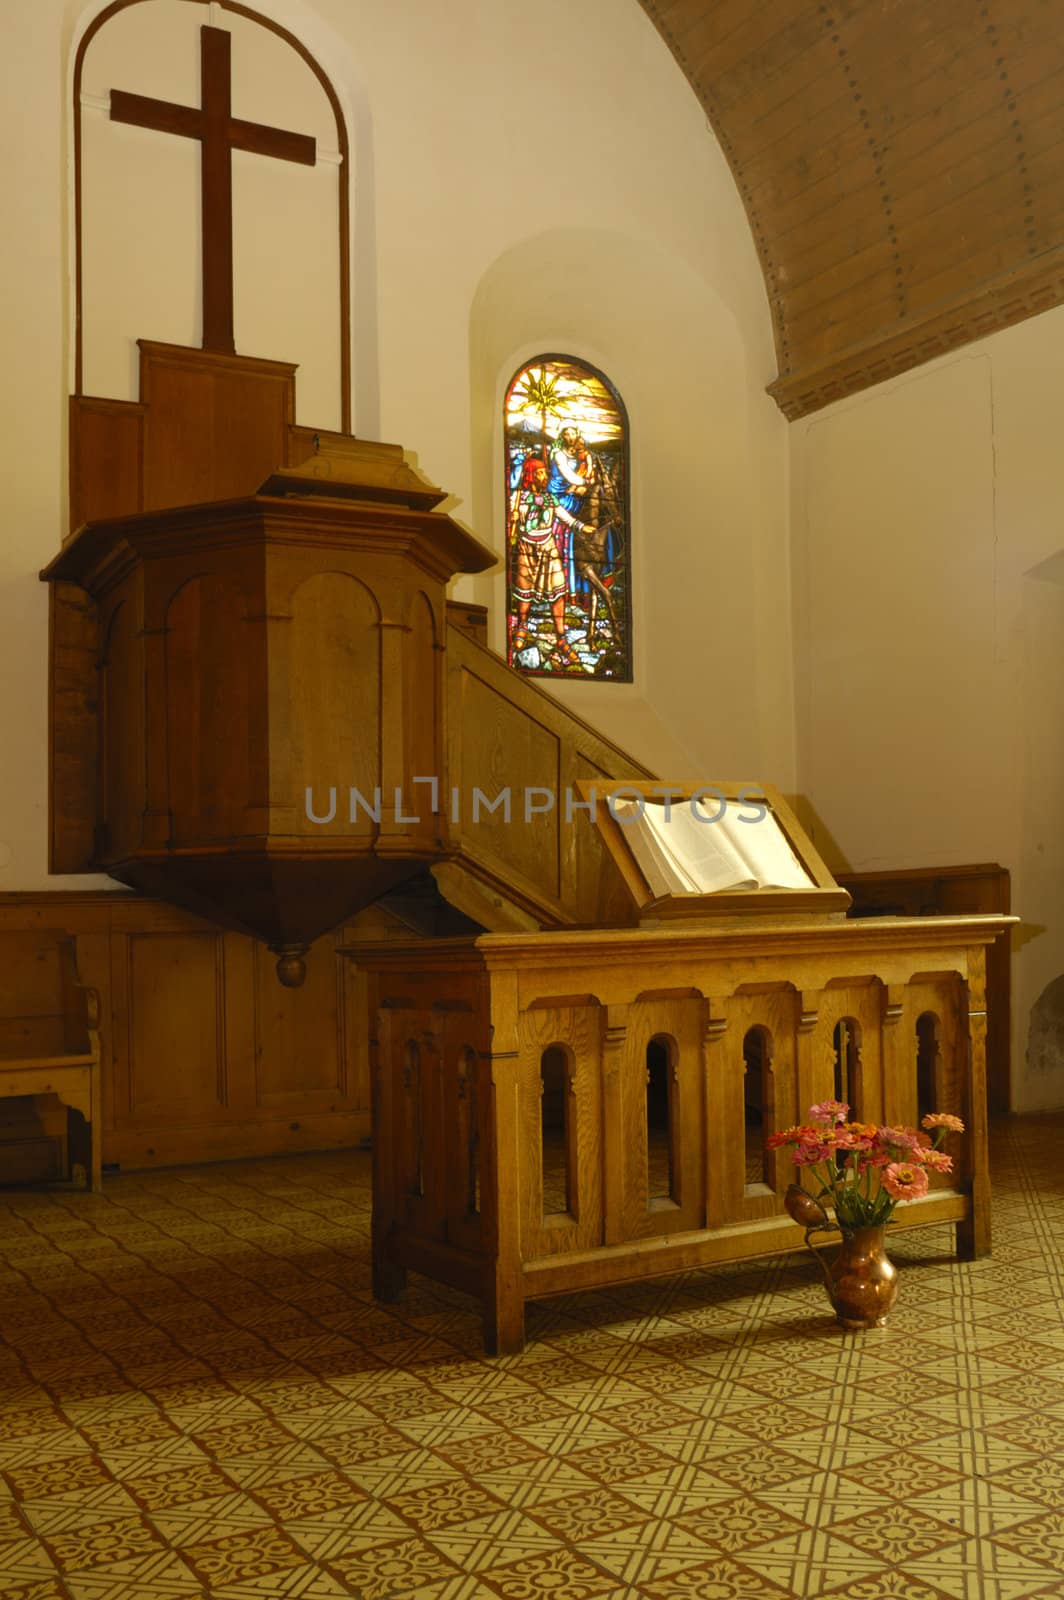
[879,1126,921,1150]
[767,1125,819,1149]
[917,1148,953,1173]
[793,1140,831,1166]
[882,1162,930,1201]
[921,1113,964,1134]
[833,1128,873,1151]
[809,1100,849,1125]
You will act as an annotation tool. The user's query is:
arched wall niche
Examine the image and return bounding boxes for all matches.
[468,224,789,781]
[71,0,356,430]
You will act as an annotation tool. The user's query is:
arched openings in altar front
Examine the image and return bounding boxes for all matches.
[504,356,631,683]
[742,1025,775,1192]
[916,1010,943,1120]
[540,1044,574,1218]
[646,1034,679,1206]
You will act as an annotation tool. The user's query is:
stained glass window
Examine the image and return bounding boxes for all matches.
[505,356,631,680]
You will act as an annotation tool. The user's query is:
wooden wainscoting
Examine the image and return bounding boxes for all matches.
[838,864,1011,1114]
[0,892,385,1179]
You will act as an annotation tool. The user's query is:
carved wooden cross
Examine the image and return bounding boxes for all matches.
[110,24,316,353]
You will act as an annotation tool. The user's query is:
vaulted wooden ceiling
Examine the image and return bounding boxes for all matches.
[640,0,1064,418]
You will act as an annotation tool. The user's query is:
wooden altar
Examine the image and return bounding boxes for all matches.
[354,912,1011,1353]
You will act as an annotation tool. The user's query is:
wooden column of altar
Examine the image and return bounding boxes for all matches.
[352,912,1012,1354]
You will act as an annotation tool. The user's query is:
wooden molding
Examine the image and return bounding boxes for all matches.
[769,245,1064,420]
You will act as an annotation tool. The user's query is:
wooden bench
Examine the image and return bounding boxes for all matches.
[0,932,103,1191]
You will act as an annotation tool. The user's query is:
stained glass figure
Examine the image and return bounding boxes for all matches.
[505,356,631,680]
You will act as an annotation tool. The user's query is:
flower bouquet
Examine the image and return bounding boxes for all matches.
[769,1100,964,1229]
[769,1101,965,1328]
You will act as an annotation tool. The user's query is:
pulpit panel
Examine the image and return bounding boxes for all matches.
[165,574,257,842]
[404,591,441,817]
[99,597,146,863]
[284,571,381,837]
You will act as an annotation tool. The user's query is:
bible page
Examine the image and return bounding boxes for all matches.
[611,802,695,896]
[706,801,814,889]
[636,802,758,894]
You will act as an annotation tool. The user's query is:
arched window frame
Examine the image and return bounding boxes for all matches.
[503,353,632,683]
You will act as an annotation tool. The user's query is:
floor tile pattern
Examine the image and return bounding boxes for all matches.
[2,1115,1063,1599]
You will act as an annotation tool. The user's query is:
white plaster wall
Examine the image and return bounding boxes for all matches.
[80,0,342,424]
[791,313,1064,1111]
[0,0,793,898]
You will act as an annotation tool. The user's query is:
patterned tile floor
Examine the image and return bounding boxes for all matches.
[2,1115,1064,1600]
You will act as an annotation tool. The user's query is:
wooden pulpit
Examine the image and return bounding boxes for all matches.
[44,433,499,984]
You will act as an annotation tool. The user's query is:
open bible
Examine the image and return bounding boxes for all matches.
[611,797,815,898]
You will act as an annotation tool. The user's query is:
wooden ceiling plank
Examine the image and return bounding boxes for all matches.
[737,117,870,211]
[687,0,871,86]
[668,0,805,74]
[746,148,881,241]
[889,138,1034,234]
[882,82,1020,179]
[637,0,693,33]
[769,193,891,294]
[905,229,1048,319]
[1021,130,1064,192]
[773,144,1020,300]
[783,184,1052,367]
[729,0,1062,195]
[979,0,1064,64]
[641,0,773,79]
[776,241,900,323]
[778,174,1026,329]
[883,60,1064,198]
[731,11,984,166]
[720,51,855,169]
[863,7,1064,159]
[787,280,904,365]
[759,59,1059,256]
[714,43,846,145]
[734,36,977,192]
[743,53,1023,229]
[883,92,1064,246]
[686,10,831,99]
[780,177,1027,337]
[713,0,968,127]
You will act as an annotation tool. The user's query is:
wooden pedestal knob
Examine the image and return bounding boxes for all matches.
[274,947,308,988]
